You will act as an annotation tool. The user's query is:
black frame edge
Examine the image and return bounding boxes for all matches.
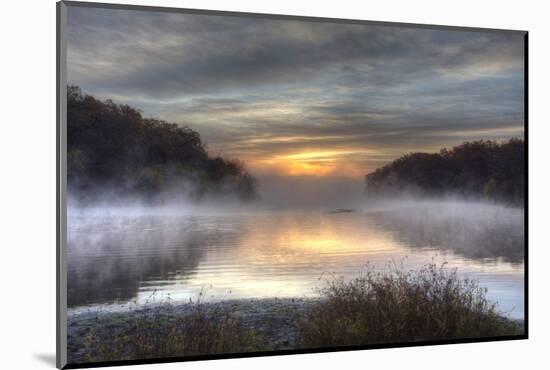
[523,32,529,339]
[56,2,61,368]
[57,1,69,368]
[63,334,527,369]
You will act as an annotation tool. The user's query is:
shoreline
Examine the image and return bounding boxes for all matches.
[67,297,524,364]
[68,298,314,363]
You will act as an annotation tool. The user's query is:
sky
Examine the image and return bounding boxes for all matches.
[66,6,525,199]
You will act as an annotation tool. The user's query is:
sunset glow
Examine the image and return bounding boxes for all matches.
[250,150,375,177]
[67,6,525,187]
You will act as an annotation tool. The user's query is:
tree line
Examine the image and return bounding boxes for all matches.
[365,139,525,205]
[67,86,257,202]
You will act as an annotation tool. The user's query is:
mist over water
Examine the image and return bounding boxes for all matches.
[68,175,368,216]
[64,8,526,340]
[256,175,368,210]
[67,181,524,319]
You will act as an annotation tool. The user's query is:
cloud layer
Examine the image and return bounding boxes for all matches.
[67,6,525,180]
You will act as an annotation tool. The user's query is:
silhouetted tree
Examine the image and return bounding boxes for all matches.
[67,86,258,202]
[365,139,524,205]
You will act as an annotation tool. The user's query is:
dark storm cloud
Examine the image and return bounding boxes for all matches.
[67,7,523,98]
[67,5,525,177]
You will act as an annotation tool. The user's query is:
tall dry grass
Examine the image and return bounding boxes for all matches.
[82,301,262,362]
[299,262,522,348]
[78,263,522,362]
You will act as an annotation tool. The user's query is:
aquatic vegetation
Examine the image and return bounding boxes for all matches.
[299,262,523,348]
[72,264,522,363]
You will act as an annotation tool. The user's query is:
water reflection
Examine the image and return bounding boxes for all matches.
[67,202,524,318]
[67,216,242,306]
[370,202,524,264]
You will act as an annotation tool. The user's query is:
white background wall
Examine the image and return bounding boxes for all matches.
[1,0,547,368]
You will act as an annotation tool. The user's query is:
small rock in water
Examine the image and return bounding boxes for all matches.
[327,208,357,214]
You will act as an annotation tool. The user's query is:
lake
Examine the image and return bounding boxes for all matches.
[67,201,525,319]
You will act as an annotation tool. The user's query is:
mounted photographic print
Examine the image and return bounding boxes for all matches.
[56,1,528,368]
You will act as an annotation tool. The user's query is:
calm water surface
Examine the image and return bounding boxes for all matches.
[67,202,524,319]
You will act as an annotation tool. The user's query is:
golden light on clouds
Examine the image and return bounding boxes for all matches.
[69,7,525,188]
[278,161,335,176]
[283,150,356,161]
[251,149,373,177]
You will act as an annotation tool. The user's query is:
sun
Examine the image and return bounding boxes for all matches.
[252,150,368,177]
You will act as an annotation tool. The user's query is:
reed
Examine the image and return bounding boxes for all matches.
[299,262,522,348]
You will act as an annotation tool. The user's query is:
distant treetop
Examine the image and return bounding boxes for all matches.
[365,138,524,205]
[67,86,258,203]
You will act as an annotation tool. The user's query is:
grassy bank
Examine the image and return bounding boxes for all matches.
[68,264,523,364]
[299,263,522,348]
[68,298,309,363]
[71,301,264,363]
